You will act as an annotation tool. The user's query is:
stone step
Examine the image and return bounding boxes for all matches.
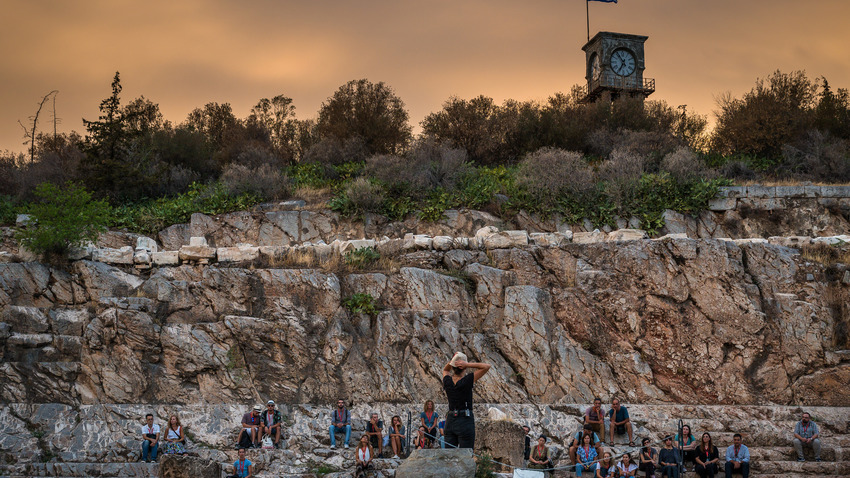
[0,462,157,477]
[751,459,850,475]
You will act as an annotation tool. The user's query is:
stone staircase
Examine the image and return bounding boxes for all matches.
[1,404,847,477]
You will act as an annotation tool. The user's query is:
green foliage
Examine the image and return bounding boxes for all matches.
[15,182,110,259]
[475,453,497,478]
[344,247,381,269]
[111,182,262,235]
[307,459,341,477]
[0,195,16,225]
[342,293,379,316]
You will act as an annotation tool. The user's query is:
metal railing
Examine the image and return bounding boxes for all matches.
[579,74,655,101]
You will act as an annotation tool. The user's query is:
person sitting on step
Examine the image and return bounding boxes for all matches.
[365,412,384,457]
[261,400,282,449]
[694,432,719,478]
[355,435,374,478]
[161,414,186,454]
[584,397,606,442]
[596,451,615,478]
[617,452,638,478]
[575,431,599,477]
[638,436,658,478]
[792,411,821,462]
[607,397,634,446]
[388,415,406,458]
[415,425,429,450]
[659,436,682,478]
[723,434,750,478]
[239,405,262,449]
[570,424,603,465]
[229,447,253,478]
[140,413,160,463]
[675,424,698,471]
[420,400,439,447]
[527,435,553,470]
[329,398,351,449]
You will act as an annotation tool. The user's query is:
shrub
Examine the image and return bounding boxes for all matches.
[599,149,645,213]
[302,136,367,166]
[344,247,381,269]
[342,293,379,316]
[221,163,290,200]
[343,178,385,214]
[777,131,850,182]
[660,147,716,183]
[0,195,16,225]
[516,147,595,205]
[232,140,286,169]
[15,182,110,259]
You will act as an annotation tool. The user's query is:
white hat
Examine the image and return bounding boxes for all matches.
[450,352,468,367]
[252,405,262,412]
[267,400,275,405]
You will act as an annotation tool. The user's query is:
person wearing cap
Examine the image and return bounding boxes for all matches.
[240,405,263,449]
[261,400,282,448]
[659,435,682,478]
[442,351,491,449]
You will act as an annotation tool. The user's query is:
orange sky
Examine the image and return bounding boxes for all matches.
[2,0,849,153]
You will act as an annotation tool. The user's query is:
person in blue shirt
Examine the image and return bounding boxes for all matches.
[231,447,253,478]
[329,399,351,449]
[607,398,634,446]
[420,400,439,447]
[724,434,750,478]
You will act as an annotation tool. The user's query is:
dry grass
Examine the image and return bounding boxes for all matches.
[800,242,850,266]
[291,186,333,210]
[736,179,850,186]
[264,247,399,274]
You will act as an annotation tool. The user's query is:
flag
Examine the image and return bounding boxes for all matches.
[588,0,617,3]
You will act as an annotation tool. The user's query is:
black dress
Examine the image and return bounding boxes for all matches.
[694,445,719,478]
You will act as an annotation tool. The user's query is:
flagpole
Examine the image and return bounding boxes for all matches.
[586,0,590,41]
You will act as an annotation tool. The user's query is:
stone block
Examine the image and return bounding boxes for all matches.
[820,185,850,197]
[15,213,33,227]
[483,230,528,249]
[413,235,433,250]
[189,236,208,247]
[655,233,689,240]
[340,239,377,254]
[812,235,850,245]
[529,232,570,246]
[745,185,775,198]
[717,186,745,198]
[151,251,179,265]
[92,246,134,265]
[775,186,813,198]
[768,236,811,247]
[708,198,736,211]
[843,270,850,285]
[432,236,453,251]
[395,449,476,478]
[50,309,88,336]
[179,244,217,263]
[67,243,95,261]
[606,229,648,242]
[133,249,152,268]
[804,185,822,197]
[733,238,769,245]
[216,246,259,263]
[279,199,306,209]
[135,236,159,253]
[572,229,607,244]
[2,306,49,333]
[740,198,782,210]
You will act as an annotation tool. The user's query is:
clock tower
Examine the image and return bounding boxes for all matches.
[581,31,655,103]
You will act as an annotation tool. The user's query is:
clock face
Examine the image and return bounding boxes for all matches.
[590,54,601,80]
[610,49,636,76]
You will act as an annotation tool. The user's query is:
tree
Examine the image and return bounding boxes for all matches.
[317,79,411,155]
[18,90,59,163]
[184,102,240,150]
[421,95,503,164]
[248,95,298,162]
[712,70,817,158]
[15,182,110,260]
[815,78,850,139]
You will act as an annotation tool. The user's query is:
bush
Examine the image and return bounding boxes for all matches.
[342,293,379,316]
[516,148,595,205]
[344,247,380,269]
[599,149,645,213]
[221,163,289,200]
[342,178,385,215]
[719,160,758,181]
[302,136,367,166]
[0,195,16,225]
[777,131,850,182]
[15,182,110,259]
[365,140,470,193]
[660,147,716,183]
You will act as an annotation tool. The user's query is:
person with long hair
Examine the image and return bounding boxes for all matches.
[388,415,406,459]
[420,400,439,447]
[161,414,185,454]
[576,432,598,476]
[638,436,658,478]
[354,435,373,478]
[415,426,429,449]
[617,452,638,478]
[675,424,698,470]
[596,451,615,478]
[441,352,490,449]
[694,432,720,478]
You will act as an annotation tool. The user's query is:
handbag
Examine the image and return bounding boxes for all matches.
[261,435,274,449]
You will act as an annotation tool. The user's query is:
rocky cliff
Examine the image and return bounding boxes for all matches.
[2,234,848,407]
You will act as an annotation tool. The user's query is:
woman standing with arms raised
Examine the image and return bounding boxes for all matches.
[442,352,491,449]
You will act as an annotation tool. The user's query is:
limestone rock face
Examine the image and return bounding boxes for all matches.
[0,238,848,407]
[395,448,476,478]
[475,419,526,470]
[159,454,220,478]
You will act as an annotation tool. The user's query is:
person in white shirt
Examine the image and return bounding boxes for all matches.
[140,414,160,462]
[355,435,374,478]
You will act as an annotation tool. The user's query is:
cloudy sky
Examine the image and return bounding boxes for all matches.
[2,0,849,152]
